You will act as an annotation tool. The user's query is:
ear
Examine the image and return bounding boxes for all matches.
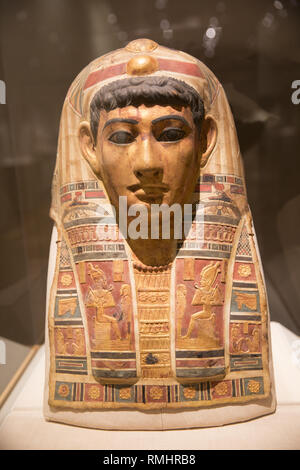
[78,121,101,177]
[198,115,217,168]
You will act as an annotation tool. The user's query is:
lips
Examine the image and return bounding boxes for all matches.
[128,183,169,194]
[127,183,169,203]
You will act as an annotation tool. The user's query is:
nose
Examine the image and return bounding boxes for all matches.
[134,167,162,180]
[133,136,163,182]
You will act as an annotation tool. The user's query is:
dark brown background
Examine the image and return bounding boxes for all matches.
[0,0,299,386]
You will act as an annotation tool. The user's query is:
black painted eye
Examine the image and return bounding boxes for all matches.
[109,131,135,144]
[157,127,186,142]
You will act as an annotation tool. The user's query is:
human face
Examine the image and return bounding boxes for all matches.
[95,104,200,212]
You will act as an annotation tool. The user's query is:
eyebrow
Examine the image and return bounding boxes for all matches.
[151,114,190,126]
[103,118,139,130]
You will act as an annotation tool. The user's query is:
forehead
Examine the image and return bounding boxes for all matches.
[98,104,194,126]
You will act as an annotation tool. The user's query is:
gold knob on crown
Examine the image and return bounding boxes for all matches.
[127,55,158,76]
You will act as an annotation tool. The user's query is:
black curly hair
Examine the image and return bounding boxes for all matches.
[89,76,204,144]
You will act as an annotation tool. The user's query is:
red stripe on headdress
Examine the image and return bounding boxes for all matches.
[84,63,126,90]
[157,58,203,78]
[83,59,203,90]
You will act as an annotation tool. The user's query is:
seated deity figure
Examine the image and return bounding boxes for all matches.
[44,39,276,429]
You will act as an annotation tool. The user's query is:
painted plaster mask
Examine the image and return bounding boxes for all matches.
[44,39,276,430]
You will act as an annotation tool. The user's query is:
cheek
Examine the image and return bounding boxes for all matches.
[100,144,129,179]
[166,140,197,177]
